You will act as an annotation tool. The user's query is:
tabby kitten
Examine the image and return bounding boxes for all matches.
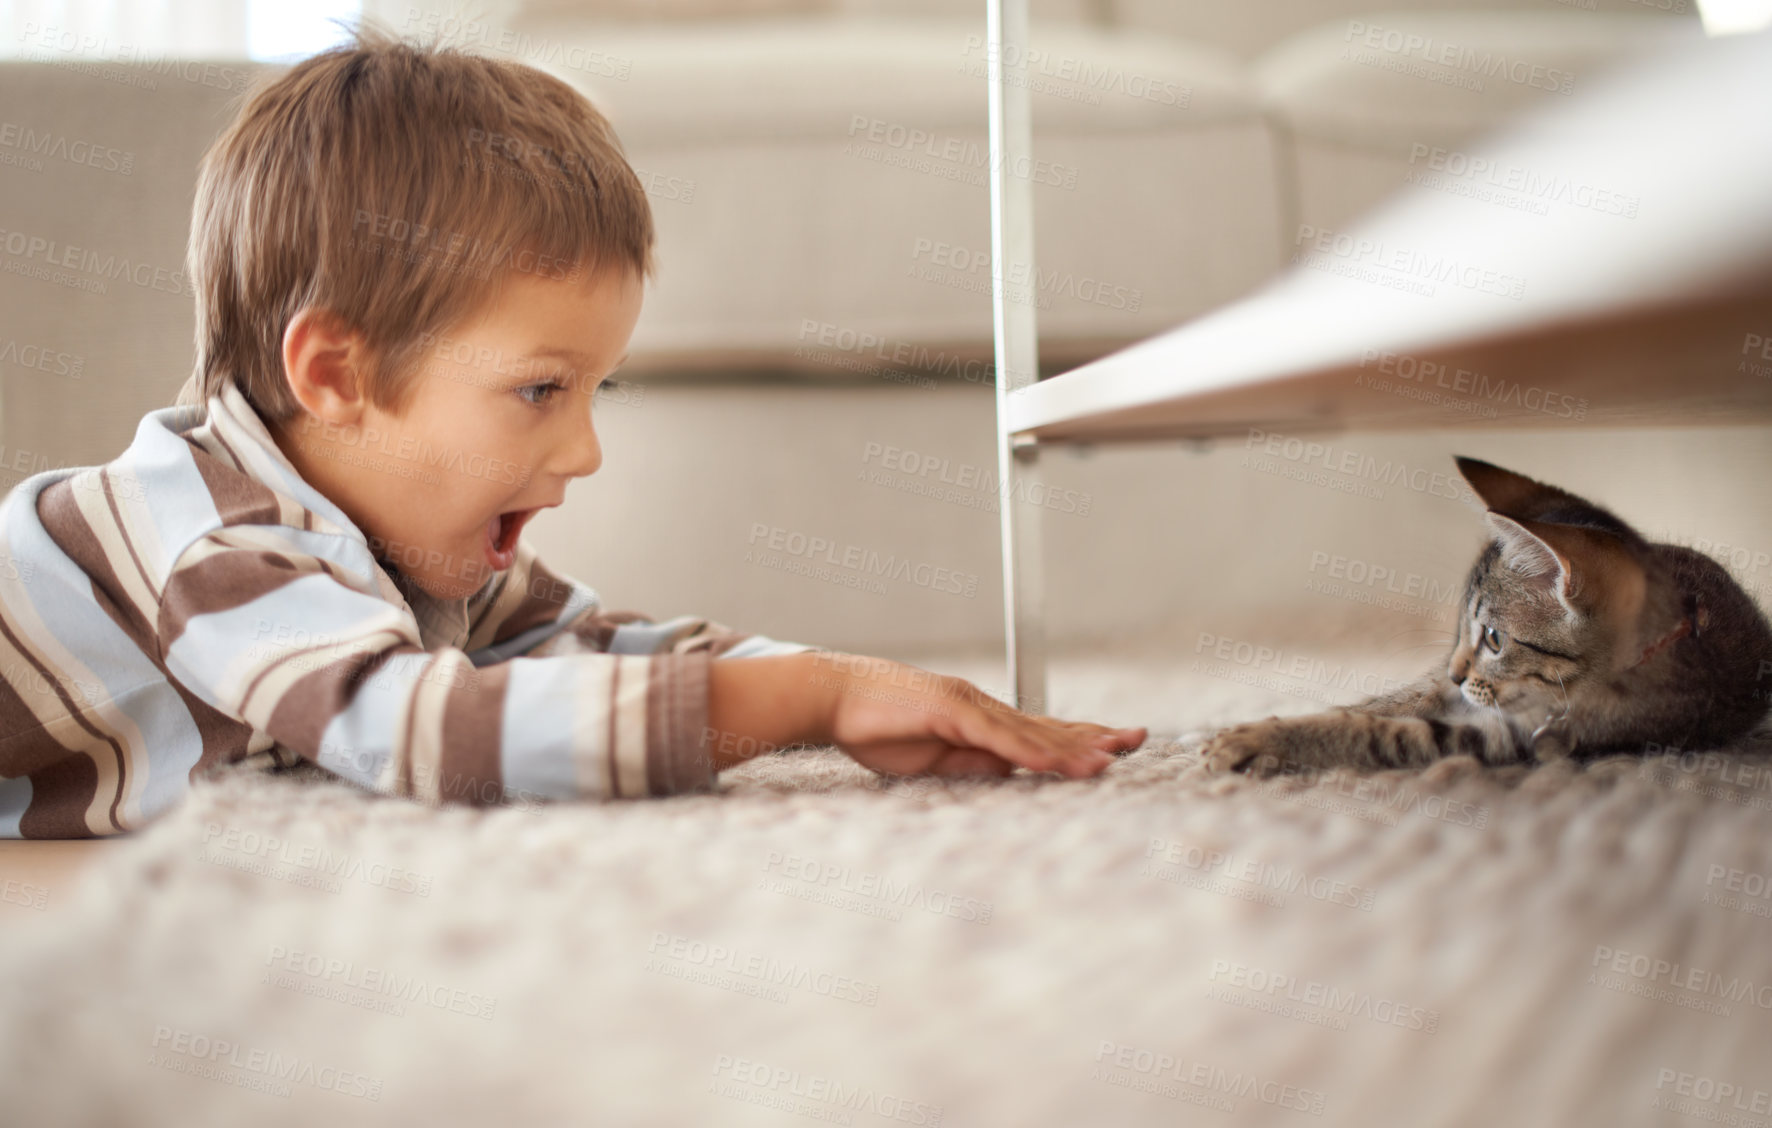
[1204,457,1772,775]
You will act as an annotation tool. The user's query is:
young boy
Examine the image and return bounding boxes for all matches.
[0,27,1144,839]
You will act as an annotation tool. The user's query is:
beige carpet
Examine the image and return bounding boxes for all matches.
[3,637,1771,1127]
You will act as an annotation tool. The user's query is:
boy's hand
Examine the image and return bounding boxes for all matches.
[819,656,1146,781]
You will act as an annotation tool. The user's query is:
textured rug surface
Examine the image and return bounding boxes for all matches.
[4,643,1772,1128]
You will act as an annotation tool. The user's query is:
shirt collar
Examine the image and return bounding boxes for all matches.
[183,378,498,650]
[204,379,368,543]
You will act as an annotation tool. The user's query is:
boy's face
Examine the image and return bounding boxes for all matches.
[276,265,643,602]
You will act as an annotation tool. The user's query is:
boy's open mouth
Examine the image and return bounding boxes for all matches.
[484,507,539,571]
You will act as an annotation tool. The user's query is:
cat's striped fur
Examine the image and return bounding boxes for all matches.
[1204,458,1772,775]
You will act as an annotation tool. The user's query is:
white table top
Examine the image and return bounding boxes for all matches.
[1007,29,1772,443]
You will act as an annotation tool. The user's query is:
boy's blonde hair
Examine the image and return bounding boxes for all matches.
[186,22,654,425]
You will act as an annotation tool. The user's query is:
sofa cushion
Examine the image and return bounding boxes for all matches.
[600,119,1284,359]
[1115,0,1698,61]
[0,61,274,472]
[831,0,1104,21]
[507,15,1260,144]
[1257,10,1704,151]
[503,14,1283,356]
[516,0,1113,26]
[514,0,828,19]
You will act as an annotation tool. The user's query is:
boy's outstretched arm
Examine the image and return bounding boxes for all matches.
[156,526,747,808]
[706,652,1147,780]
[157,526,1138,809]
[455,545,1144,781]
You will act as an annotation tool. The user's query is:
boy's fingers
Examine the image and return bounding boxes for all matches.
[941,704,1117,778]
[1092,727,1147,754]
[1061,747,1115,777]
[1036,719,1142,752]
[929,749,1014,778]
[964,719,1063,776]
[996,736,1103,779]
[1022,728,1114,778]
[1044,717,1146,741]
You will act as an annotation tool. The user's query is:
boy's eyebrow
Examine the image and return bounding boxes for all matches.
[526,347,629,374]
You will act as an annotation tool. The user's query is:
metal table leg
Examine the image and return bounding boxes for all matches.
[986,0,1046,713]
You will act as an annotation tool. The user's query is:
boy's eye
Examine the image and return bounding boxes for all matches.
[517,379,568,407]
[1481,626,1504,654]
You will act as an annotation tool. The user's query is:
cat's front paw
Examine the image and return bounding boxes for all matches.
[1529,725,1575,765]
[1201,720,1293,776]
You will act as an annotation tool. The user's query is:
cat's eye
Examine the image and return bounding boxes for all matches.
[1481,626,1504,654]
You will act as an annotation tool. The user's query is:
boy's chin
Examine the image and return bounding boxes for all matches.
[410,570,492,602]
[381,557,494,603]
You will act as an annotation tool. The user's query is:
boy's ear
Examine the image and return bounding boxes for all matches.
[282,308,370,423]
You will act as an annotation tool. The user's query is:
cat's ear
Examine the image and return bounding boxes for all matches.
[1486,514,1568,588]
[1487,514,1646,616]
[1455,457,1556,516]
[1456,456,1644,543]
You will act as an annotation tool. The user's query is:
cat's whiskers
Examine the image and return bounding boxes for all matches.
[1391,641,1456,658]
[1530,671,1572,743]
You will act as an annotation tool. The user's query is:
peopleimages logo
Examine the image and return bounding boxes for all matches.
[1701,864,1772,920]
[148,1026,382,1101]
[647,932,882,1007]
[263,945,496,1020]
[909,237,1143,312]
[1292,224,1527,300]
[760,852,993,924]
[1092,1041,1328,1115]
[1306,551,1460,605]
[1589,945,1772,1012]
[1744,332,1772,379]
[959,35,1191,109]
[0,226,192,296]
[845,115,1080,190]
[709,1055,943,1126]
[14,23,254,92]
[1141,838,1378,911]
[1652,1068,1772,1119]
[1405,143,1638,218]
[1356,348,1588,421]
[745,523,979,598]
[1341,20,1575,94]
[794,319,1003,387]
[1243,428,1480,505]
[292,416,531,487]
[1194,632,1413,699]
[200,822,434,897]
[1206,959,1440,1033]
[0,337,83,378]
[0,122,133,175]
[859,441,1092,516]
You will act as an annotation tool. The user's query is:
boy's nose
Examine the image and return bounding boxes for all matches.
[555,416,602,479]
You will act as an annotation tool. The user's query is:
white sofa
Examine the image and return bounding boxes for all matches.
[498,0,1699,369]
[0,0,1697,462]
[0,0,1720,657]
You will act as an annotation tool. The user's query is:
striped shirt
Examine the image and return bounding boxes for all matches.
[0,379,812,838]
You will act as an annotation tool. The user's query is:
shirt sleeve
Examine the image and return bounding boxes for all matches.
[154,527,776,809]
[458,539,818,664]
